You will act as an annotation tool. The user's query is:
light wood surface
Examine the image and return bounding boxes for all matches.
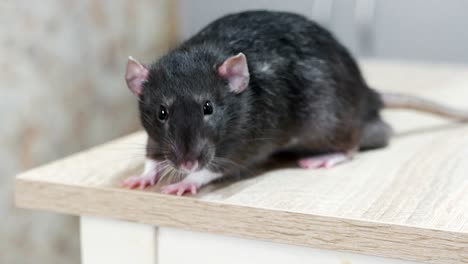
[16,61,468,263]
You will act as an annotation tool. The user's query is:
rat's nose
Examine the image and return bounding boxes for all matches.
[180,160,198,172]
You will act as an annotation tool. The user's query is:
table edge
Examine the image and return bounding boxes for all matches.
[15,178,468,264]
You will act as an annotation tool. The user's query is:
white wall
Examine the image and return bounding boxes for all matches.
[179,0,468,64]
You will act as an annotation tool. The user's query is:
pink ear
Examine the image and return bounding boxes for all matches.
[218,53,250,94]
[125,56,149,96]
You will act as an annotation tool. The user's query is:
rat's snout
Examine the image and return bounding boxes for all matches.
[168,101,215,173]
[172,134,204,173]
[176,151,202,173]
[173,138,213,174]
[180,160,199,172]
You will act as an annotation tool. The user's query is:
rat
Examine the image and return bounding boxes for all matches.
[122,10,468,195]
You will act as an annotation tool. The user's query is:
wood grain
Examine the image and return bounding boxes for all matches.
[15,61,468,264]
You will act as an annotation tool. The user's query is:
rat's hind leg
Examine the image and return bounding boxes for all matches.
[298,150,355,169]
[359,118,393,150]
[297,119,391,169]
[296,123,359,169]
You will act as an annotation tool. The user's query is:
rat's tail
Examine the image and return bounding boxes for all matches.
[380,92,468,121]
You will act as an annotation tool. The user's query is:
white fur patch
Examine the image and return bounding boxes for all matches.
[287,137,299,146]
[142,158,158,176]
[182,168,222,188]
[259,62,274,74]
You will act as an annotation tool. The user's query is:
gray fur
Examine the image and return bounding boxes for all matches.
[140,11,387,175]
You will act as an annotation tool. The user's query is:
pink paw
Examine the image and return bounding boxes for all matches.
[121,174,159,189]
[161,182,198,196]
[298,153,351,169]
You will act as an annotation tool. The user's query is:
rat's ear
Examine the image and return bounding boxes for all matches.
[218,53,250,94]
[125,56,149,96]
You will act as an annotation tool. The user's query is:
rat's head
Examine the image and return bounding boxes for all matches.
[125,51,250,173]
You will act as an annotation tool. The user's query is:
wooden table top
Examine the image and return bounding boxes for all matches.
[16,60,468,264]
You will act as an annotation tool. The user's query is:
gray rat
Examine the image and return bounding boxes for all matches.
[122,10,468,195]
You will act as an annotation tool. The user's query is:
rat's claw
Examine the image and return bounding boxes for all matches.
[121,173,160,189]
[298,153,351,169]
[121,177,140,188]
[161,182,198,196]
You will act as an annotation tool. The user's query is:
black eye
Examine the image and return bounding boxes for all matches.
[203,101,213,115]
[158,105,168,121]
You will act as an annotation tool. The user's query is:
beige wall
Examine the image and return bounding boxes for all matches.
[1,0,176,263]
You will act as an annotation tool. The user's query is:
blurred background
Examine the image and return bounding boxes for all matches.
[2,0,467,263]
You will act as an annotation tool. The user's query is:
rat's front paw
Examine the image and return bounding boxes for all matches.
[161,182,198,196]
[122,159,164,189]
[122,173,160,189]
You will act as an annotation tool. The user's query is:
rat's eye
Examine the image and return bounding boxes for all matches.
[158,105,169,121]
[203,101,213,115]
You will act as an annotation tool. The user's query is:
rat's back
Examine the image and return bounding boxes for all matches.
[181,11,381,152]
[185,11,343,63]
